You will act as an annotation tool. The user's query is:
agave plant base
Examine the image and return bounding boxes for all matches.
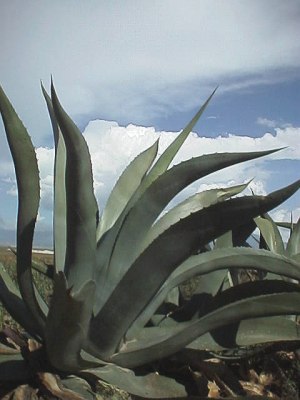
[1,325,300,399]
[0,327,128,400]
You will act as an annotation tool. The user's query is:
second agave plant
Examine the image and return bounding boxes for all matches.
[0,82,300,399]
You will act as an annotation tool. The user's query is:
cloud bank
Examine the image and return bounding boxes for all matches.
[1,120,299,246]
[4,120,300,212]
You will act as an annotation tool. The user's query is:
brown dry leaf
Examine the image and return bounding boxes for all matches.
[247,368,277,390]
[207,380,220,398]
[240,380,280,399]
[2,327,26,349]
[28,339,42,353]
[258,372,274,387]
[0,342,20,355]
[200,359,243,397]
[2,384,38,400]
[278,350,296,361]
[248,368,260,383]
[5,337,21,351]
[38,372,86,400]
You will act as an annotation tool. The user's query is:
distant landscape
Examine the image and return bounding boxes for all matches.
[0,229,53,250]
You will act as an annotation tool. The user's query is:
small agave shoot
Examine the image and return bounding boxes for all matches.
[0,82,300,399]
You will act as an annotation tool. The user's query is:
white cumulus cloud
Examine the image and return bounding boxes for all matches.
[29,122,300,215]
[0,120,299,236]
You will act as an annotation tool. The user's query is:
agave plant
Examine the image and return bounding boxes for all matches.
[1,82,300,399]
[255,214,300,260]
[221,213,300,287]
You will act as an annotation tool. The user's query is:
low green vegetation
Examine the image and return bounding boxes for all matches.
[0,247,53,330]
[0,82,299,399]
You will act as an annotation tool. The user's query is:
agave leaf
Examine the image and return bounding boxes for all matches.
[108,151,280,279]
[192,270,227,297]
[255,214,285,254]
[89,180,300,357]
[0,85,45,334]
[42,84,67,272]
[96,140,159,241]
[80,364,187,399]
[150,315,300,355]
[164,286,180,306]
[287,217,300,256]
[292,253,300,263]
[112,280,300,367]
[106,89,217,226]
[276,221,297,230]
[0,264,41,337]
[214,230,233,249]
[128,247,300,337]
[33,285,49,316]
[51,82,98,289]
[45,272,99,372]
[129,88,217,206]
[187,316,300,354]
[95,149,280,312]
[143,181,249,251]
[145,88,217,184]
[94,90,218,308]
[214,231,236,288]
[232,219,257,247]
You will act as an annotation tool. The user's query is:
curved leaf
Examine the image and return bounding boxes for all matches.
[94,90,218,309]
[255,214,285,255]
[287,217,300,256]
[89,180,300,357]
[214,230,233,249]
[42,84,67,272]
[0,85,45,335]
[187,316,300,354]
[232,219,257,247]
[143,181,249,251]
[112,280,300,367]
[128,247,300,336]
[95,149,280,311]
[145,314,300,356]
[51,82,98,289]
[96,140,159,241]
[108,151,280,283]
[145,87,217,184]
[81,364,187,399]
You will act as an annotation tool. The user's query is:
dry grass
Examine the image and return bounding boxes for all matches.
[0,247,54,330]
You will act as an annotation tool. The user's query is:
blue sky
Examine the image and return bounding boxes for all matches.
[0,0,300,247]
